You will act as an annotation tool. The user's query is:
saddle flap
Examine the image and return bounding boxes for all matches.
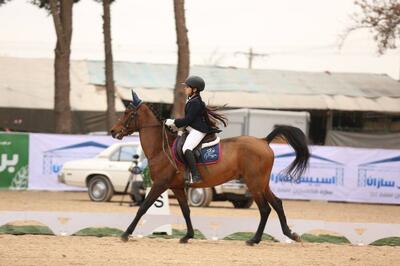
[173,131,221,166]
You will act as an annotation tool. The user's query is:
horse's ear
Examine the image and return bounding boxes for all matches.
[131,90,143,108]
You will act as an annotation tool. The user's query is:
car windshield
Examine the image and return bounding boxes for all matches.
[118,145,139,161]
[108,145,140,162]
[96,142,139,160]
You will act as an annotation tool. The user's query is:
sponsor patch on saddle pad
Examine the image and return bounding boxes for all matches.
[173,142,221,165]
[198,144,221,164]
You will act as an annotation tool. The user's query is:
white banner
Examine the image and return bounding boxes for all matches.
[270,144,400,204]
[26,134,400,204]
[28,133,138,190]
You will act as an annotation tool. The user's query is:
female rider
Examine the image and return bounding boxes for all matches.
[165,76,227,183]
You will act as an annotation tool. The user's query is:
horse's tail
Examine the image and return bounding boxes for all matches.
[265,126,310,181]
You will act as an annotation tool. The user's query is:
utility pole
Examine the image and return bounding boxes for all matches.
[235,47,269,69]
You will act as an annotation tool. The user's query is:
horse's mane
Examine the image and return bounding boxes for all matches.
[146,102,164,122]
[146,102,177,137]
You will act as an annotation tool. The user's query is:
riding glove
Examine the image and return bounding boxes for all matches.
[165,119,175,127]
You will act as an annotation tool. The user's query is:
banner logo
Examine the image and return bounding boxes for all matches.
[0,154,19,173]
[358,155,400,192]
[42,141,108,174]
[272,152,344,186]
[0,133,29,189]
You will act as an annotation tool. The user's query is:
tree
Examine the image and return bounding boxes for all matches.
[343,0,400,54]
[172,0,190,118]
[0,0,11,5]
[32,0,79,133]
[95,0,117,131]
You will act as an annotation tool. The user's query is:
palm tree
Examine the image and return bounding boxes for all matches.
[99,0,117,131]
[32,0,79,133]
[0,0,11,6]
[172,0,190,118]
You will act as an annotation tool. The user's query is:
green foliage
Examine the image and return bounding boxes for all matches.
[31,0,80,10]
[142,166,152,188]
[148,229,206,240]
[370,237,400,246]
[1,224,399,246]
[0,224,54,235]
[0,0,11,6]
[301,233,350,244]
[73,227,124,237]
[223,232,277,242]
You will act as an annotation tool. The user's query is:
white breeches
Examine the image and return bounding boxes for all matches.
[182,127,206,153]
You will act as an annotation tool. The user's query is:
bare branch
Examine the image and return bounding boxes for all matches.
[341,0,400,54]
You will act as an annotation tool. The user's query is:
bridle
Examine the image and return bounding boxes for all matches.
[119,104,161,135]
[118,104,179,172]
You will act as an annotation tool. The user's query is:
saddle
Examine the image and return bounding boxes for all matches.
[172,131,221,166]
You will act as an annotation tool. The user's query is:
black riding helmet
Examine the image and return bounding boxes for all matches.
[183,76,205,91]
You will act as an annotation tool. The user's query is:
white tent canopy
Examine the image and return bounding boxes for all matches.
[88,60,400,113]
[0,57,125,111]
[1,57,399,113]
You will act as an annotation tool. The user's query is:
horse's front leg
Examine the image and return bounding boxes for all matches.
[121,182,168,242]
[172,188,194,243]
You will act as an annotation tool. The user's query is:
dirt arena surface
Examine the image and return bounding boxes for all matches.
[0,191,399,265]
[1,191,400,223]
[0,235,399,266]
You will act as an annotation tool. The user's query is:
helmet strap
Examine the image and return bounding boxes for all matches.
[188,87,198,97]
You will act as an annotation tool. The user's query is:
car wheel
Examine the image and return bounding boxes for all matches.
[187,187,213,207]
[88,175,114,202]
[231,198,254,209]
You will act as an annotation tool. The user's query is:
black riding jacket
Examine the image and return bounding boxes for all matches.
[174,95,220,134]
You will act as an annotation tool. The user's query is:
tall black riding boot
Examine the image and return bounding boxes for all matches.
[184,150,202,183]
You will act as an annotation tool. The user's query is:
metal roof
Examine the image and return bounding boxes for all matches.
[88,60,400,112]
[87,60,400,98]
[1,57,399,113]
[0,57,125,111]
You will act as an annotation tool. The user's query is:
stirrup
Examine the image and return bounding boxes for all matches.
[190,173,202,184]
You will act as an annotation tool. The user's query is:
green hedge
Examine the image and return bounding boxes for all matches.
[1,224,399,246]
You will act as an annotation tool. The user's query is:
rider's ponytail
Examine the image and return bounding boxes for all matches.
[204,105,228,128]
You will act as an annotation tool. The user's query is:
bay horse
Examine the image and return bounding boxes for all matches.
[110,91,310,245]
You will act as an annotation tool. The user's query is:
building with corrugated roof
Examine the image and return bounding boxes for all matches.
[1,57,399,148]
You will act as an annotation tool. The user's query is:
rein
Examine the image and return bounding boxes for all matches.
[161,123,180,173]
[121,106,179,172]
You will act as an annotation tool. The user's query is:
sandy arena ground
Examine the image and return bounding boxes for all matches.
[0,191,399,265]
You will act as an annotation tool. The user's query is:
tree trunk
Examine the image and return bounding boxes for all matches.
[54,43,71,133]
[102,0,116,131]
[50,0,73,133]
[172,0,190,118]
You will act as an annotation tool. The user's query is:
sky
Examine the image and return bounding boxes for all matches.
[0,0,398,79]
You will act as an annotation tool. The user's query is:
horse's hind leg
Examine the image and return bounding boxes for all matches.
[172,188,194,243]
[121,182,168,242]
[246,192,272,246]
[265,190,301,242]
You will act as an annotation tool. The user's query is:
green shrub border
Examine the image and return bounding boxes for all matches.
[1,225,399,246]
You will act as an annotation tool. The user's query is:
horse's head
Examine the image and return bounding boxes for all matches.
[110,91,143,140]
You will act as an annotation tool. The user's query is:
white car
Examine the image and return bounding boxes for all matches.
[58,142,144,202]
[58,142,253,208]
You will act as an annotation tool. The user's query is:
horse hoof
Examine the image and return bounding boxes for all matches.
[292,232,302,242]
[179,234,194,244]
[179,237,189,244]
[121,233,129,242]
[245,239,259,246]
